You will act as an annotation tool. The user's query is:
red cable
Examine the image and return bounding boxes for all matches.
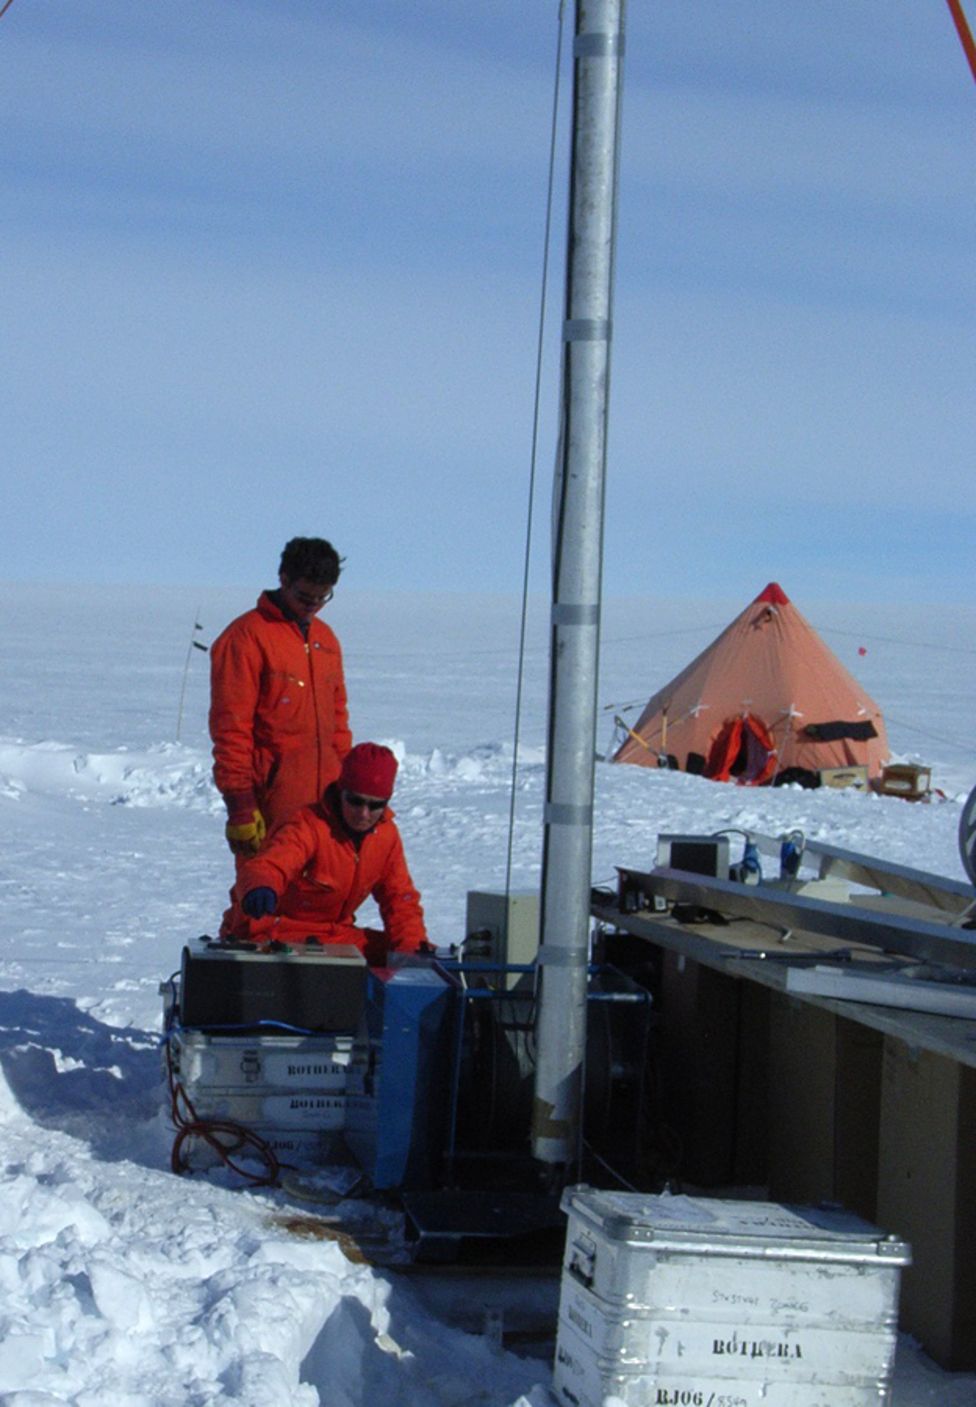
[946,0,976,84]
[165,1037,286,1188]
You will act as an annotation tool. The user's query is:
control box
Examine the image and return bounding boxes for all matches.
[655,833,730,879]
[464,889,540,989]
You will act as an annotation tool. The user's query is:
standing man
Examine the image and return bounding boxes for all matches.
[209,538,352,927]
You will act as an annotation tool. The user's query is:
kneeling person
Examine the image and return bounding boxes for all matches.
[236,743,429,963]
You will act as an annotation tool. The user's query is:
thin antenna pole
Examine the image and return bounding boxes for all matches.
[176,607,206,741]
[504,1,568,904]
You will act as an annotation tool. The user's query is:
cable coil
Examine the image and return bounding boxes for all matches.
[164,1034,285,1188]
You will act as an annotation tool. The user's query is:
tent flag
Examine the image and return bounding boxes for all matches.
[612,583,889,787]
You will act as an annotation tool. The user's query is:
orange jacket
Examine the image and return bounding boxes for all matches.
[209,591,352,829]
[236,792,428,953]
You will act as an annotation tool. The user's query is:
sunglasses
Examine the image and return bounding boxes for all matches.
[290,586,333,608]
[342,791,388,812]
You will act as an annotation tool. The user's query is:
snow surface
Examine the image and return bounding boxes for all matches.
[0,582,974,1405]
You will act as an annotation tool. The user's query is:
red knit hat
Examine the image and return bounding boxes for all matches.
[339,743,398,799]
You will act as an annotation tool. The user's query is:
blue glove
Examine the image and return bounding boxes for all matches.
[242,887,278,918]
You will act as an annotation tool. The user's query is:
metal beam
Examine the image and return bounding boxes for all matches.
[747,834,974,915]
[618,866,976,974]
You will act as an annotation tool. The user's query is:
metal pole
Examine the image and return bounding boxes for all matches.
[176,605,204,742]
[532,0,625,1171]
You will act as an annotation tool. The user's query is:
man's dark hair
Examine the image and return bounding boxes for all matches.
[279,537,343,586]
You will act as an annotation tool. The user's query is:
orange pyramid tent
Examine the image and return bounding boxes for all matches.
[612,583,889,786]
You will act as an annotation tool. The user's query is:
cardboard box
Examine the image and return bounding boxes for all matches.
[819,765,869,791]
[878,764,931,799]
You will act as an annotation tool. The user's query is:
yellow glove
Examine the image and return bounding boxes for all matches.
[224,808,267,856]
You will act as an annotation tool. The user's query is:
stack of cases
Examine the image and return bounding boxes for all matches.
[168,1026,362,1166]
[554,1188,910,1407]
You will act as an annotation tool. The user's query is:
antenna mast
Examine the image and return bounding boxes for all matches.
[532,0,626,1172]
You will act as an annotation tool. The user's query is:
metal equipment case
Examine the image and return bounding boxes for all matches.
[554,1188,909,1407]
[166,1026,358,1166]
[166,943,457,1181]
[166,940,368,1169]
[167,1028,354,1094]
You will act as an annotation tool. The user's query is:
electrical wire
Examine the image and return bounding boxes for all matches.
[881,712,973,756]
[581,1137,640,1193]
[164,1035,286,1188]
[819,625,976,658]
[504,0,567,904]
[601,622,727,651]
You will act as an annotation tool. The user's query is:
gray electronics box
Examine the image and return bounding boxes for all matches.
[464,889,539,989]
[656,833,730,878]
[554,1188,910,1407]
[179,940,367,1032]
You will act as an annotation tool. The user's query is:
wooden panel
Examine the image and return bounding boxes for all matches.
[833,1017,882,1222]
[731,980,770,1187]
[767,997,882,1219]
[876,1040,976,1370]
[658,953,740,1187]
[768,996,839,1205]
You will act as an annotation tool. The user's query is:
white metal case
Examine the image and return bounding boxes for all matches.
[167,1028,354,1093]
[176,1124,337,1170]
[165,1025,363,1169]
[554,1189,909,1407]
[186,1089,348,1131]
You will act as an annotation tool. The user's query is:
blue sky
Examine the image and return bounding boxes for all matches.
[4,1,973,602]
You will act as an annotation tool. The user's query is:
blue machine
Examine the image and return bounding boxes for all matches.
[344,963,458,1191]
[164,942,458,1188]
[164,940,653,1240]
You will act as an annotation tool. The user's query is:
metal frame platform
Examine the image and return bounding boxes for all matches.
[592,840,976,1370]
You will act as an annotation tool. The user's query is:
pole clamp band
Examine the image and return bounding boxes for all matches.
[574,33,624,59]
[537,947,589,968]
[552,603,599,626]
[563,318,611,342]
[545,802,594,826]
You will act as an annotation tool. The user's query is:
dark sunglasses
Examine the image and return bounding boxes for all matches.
[342,791,388,812]
[290,586,333,608]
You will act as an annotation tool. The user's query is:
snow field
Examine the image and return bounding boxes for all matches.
[0,583,973,1404]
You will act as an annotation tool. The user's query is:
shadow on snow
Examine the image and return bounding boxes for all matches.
[0,988,168,1166]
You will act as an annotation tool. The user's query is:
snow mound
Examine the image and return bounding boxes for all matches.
[0,739,220,813]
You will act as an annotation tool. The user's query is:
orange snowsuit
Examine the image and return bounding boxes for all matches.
[209,591,352,830]
[234,790,428,959]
